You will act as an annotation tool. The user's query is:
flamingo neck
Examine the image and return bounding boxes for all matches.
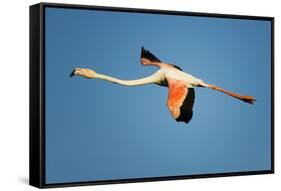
[95,73,159,86]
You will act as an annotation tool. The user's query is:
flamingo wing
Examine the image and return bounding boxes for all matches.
[141,46,161,63]
[140,47,183,71]
[166,78,195,124]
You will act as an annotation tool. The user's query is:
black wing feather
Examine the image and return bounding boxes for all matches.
[141,46,161,63]
[171,64,183,71]
[141,47,183,71]
[176,88,195,124]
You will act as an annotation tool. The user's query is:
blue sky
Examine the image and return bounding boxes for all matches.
[45,7,272,184]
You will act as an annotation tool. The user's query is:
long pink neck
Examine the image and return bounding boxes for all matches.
[95,73,158,86]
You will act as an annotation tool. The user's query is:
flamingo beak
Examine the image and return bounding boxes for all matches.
[70,70,76,77]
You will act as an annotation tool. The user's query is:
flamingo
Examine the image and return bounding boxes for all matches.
[70,47,256,124]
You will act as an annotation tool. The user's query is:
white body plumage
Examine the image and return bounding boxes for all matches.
[153,67,204,88]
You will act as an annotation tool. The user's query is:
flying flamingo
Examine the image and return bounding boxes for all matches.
[70,47,255,124]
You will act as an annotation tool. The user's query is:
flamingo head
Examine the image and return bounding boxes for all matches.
[70,68,97,79]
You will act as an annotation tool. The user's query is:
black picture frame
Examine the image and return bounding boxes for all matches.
[30,2,274,188]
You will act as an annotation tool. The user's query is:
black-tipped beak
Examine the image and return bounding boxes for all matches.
[70,70,75,78]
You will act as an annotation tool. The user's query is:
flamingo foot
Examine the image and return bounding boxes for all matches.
[240,96,256,104]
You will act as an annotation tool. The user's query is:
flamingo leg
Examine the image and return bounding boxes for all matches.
[198,81,256,104]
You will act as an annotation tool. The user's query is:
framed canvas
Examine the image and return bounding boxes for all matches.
[30,2,274,188]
